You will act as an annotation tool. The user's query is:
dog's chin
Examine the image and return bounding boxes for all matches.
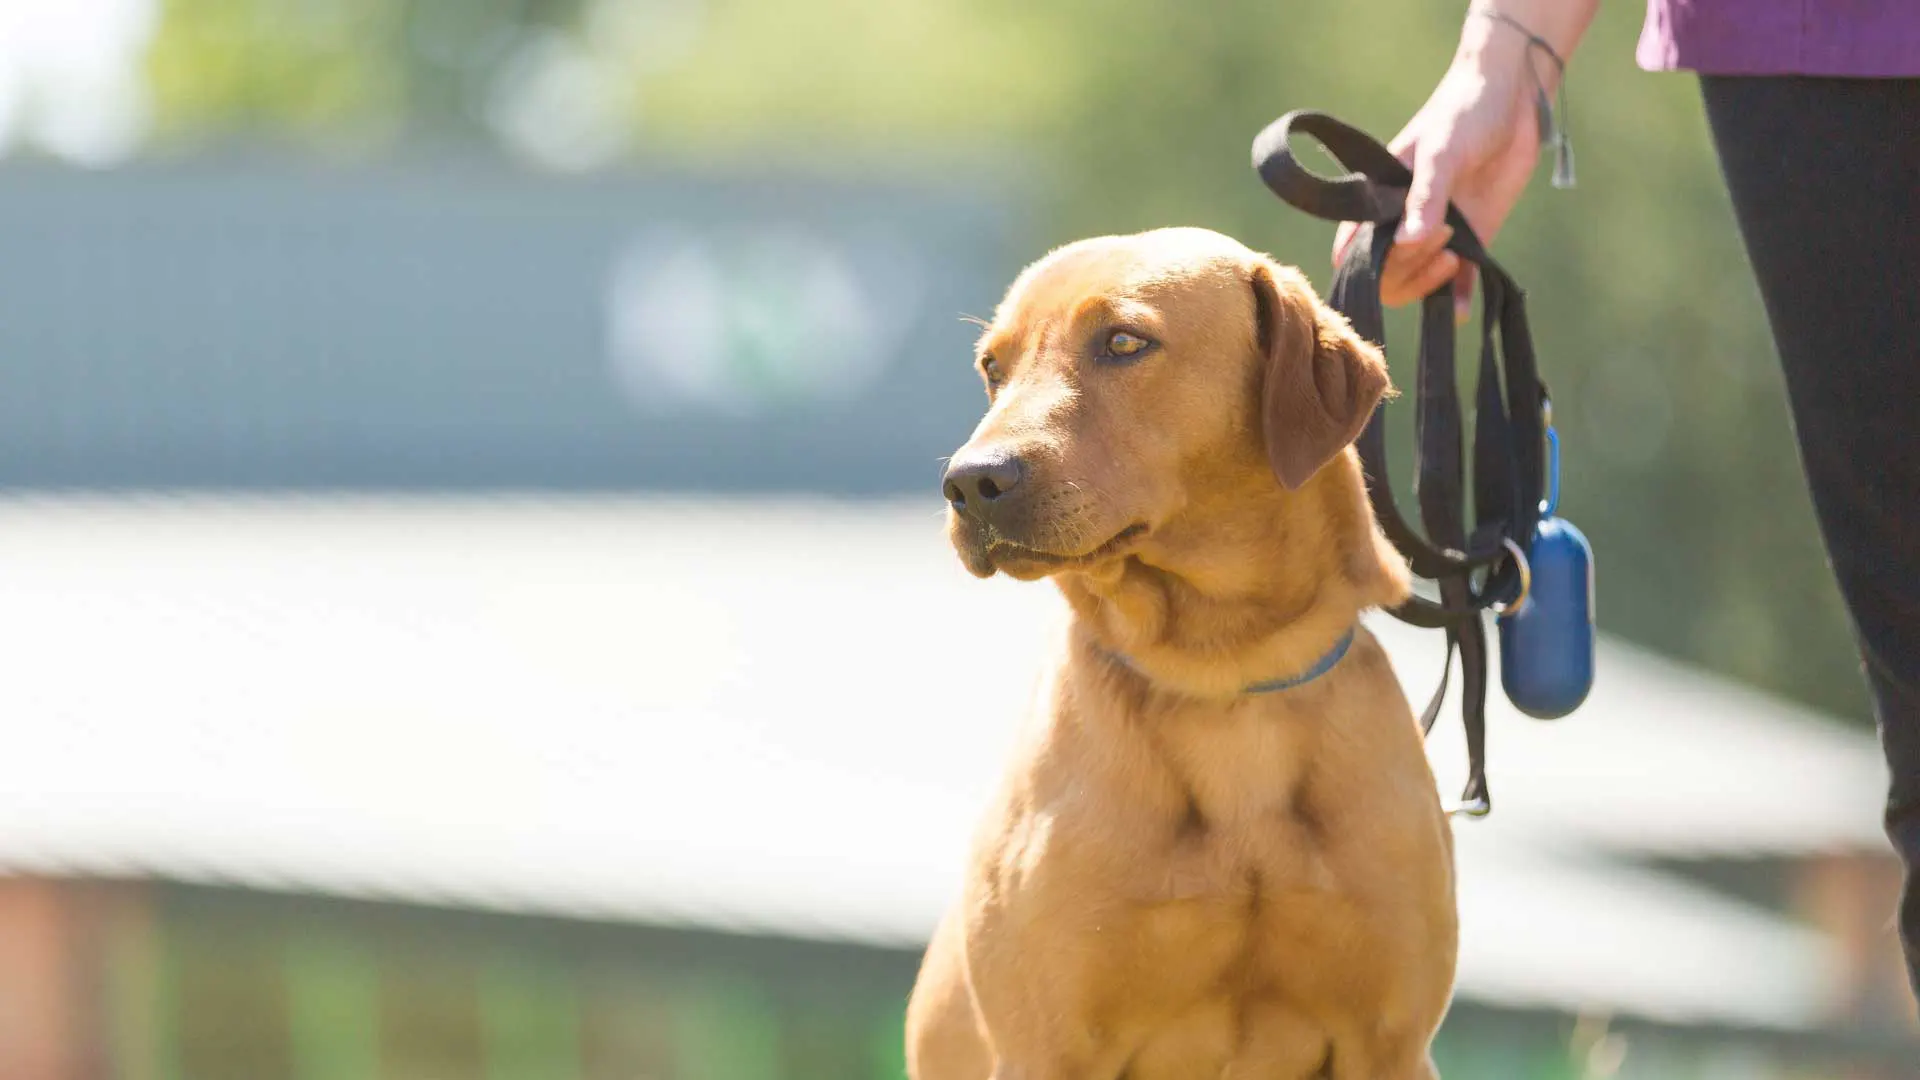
[952,535,999,579]
[949,520,1148,581]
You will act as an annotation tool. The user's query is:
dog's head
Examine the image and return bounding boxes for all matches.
[942,227,1390,581]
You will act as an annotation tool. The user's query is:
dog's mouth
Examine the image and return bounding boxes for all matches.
[986,522,1148,574]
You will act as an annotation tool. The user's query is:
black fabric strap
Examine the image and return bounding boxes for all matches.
[1253,110,1552,817]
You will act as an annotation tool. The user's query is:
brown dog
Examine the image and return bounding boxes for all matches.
[906,228,1456,1080]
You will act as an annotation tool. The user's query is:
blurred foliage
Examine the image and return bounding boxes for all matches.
[142,0,1867,725]
[146,0,576,149]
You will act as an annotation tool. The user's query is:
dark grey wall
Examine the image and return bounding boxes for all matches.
[0,161,1012,493]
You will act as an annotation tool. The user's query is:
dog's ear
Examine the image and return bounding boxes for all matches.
[1250,259,1391,491]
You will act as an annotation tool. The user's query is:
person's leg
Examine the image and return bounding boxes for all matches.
[1699,75,1920,995]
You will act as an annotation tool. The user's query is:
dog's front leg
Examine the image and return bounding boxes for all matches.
[988,1067,1102,1080]
[965,919,1137,1080]
[987,1046,1132,1080]
[975,994,1128,1080]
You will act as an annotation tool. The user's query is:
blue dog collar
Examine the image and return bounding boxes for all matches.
[1241,627,1356,694]
[1105,626,1357,696]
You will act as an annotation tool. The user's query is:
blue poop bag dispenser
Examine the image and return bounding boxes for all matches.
[1497,404,1596,719]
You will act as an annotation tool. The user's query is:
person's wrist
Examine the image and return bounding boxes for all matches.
[1455,10,1528,64]
[1441,49,1533,114]
[1462,6,1573,93]
[1450,18,1538,98]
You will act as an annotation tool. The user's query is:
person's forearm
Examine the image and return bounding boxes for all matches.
[1453,0,1601,91]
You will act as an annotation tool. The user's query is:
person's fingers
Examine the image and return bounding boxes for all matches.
[1381,250,1461,308]
[1379,225,1455,307]
[1388,222,1453,268]
[1399,140,1458,245]
[1386,121,1423,165]
[1332,221,1359,268]
[1452,263,1480,324]
[1406,250,1464,307]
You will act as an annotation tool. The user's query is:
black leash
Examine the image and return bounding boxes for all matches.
[1251,111,1553,817]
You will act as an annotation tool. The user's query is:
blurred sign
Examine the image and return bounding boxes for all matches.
[605,225,919,418]
[0,163,1010,493]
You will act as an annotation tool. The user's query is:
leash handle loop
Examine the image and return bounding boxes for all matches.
[1252,110,1500,267]
[1251,110,1410,226]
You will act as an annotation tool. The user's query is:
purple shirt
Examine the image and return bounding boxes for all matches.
[1638,0,1920,76]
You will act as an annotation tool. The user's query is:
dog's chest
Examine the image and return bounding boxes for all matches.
[963,689,1412,1063]
[993,701,1333,908]
[976,702,1351,1015]
[1149,706,1334,898]
[1161,700,1316,822]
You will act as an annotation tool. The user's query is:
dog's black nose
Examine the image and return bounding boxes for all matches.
[943,451,1026,519]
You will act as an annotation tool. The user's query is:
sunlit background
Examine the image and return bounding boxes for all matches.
[0,0,1914,1077]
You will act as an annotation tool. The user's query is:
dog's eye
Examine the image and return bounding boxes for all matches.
[981,355,1006,390]
[1103,331,1153,360]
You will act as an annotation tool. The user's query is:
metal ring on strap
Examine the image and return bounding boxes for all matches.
[1494,536,1532,617]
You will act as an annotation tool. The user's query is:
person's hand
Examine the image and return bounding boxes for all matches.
[1333,45,1541,320]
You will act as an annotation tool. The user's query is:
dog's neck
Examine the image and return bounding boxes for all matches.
[1053,452,1409,698]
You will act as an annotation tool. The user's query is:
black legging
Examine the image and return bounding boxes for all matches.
[1701,76,1920,992]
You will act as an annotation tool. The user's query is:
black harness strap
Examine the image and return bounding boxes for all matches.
[1253,111,1552,817]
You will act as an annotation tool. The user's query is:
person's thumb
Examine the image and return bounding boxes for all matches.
[1332,221,1359,267]
[1399,143,1456,245]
